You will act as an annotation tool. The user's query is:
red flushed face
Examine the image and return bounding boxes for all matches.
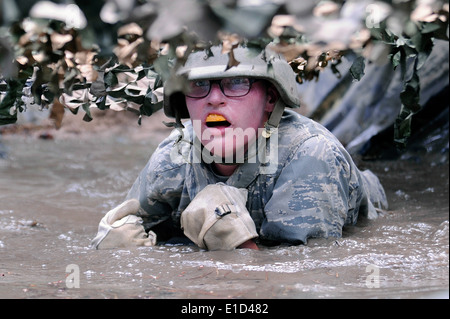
[186,79,275,162]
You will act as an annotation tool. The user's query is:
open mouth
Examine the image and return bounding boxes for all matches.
[205,114,231,128]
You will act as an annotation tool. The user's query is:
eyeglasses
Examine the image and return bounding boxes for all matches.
[186,77,258,98]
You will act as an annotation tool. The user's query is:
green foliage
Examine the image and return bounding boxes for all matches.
[0,78,25,125]
[349,56,366,81]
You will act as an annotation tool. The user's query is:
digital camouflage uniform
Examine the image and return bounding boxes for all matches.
[125,108,388,245]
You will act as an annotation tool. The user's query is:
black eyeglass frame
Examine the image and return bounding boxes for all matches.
[185,78,260,99]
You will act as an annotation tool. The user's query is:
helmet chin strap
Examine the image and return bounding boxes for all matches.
[262,99,285,138]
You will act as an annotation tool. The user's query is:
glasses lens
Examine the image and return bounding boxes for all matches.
[222,78,251,97]
[186,80,210,98]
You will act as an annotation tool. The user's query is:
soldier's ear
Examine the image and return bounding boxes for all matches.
[265,84,279,112]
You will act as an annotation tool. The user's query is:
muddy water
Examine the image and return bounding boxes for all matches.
[0,134,448,299]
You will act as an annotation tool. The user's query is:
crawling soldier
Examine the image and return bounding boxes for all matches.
[92,44,388,250]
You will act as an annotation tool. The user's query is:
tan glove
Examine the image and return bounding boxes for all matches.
[91,199,156,249]
[181,183,258,250]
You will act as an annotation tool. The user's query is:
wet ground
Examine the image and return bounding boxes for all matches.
[0,130,448,299]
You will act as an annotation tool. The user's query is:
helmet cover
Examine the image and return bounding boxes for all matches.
[163,45,301,119]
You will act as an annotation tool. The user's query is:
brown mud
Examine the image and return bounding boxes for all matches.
[0,110,448,299]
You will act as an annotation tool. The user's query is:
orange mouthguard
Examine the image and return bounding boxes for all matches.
[206,114,227,122]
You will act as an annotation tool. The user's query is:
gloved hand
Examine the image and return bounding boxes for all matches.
[181,183,258,250]
[91,199,156,249]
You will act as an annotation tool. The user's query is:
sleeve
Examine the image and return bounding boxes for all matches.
[259,134,362,245]
[125,137,185,231]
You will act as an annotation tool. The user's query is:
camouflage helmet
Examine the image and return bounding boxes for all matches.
[163,44,301,119]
